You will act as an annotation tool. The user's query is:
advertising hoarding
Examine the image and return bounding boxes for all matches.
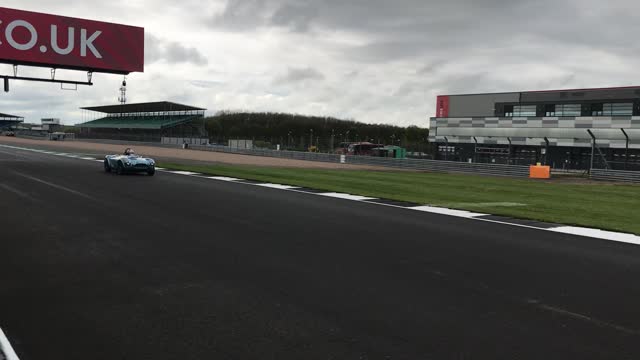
[0,7,144,74]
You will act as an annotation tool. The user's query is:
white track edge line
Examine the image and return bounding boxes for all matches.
[550,226,640,246]
[255,183,300,189]
[0,327,20,360]
[318,192,377,201]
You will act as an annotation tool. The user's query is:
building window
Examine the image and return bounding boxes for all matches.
[556,104,581,116]
[604,103,632,116]
[504,105,514,117]
[544,104,556,116]
[513,105,536,116]
[591,103,603,116]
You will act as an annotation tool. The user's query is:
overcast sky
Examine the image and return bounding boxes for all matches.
[2,0,640,126]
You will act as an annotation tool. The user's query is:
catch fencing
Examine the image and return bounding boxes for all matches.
[591,169,640,183]
[190,144,531,177]
[161,137,208,146]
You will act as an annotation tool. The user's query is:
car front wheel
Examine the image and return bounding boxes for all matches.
[116,161,124,175]
[104,159,111,173]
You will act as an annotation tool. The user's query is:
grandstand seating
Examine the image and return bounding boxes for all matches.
[79,115,199,129]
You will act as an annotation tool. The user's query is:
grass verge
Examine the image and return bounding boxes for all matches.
[159,162,640,235]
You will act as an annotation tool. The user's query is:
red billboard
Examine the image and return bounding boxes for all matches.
[0,7,143,74]
[436,95,449,117]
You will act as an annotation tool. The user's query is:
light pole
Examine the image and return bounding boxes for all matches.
[330,129,335,153]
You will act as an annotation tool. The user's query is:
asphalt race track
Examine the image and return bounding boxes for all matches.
[1,145,640,360]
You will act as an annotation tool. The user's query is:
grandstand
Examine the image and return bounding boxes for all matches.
[78,101,207,142]
[0,113,24,130]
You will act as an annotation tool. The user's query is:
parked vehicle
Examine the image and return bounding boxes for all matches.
[347,142,383,156]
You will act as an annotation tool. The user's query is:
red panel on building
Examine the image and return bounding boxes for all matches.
[436,95,449,117]
[0,7,144,74]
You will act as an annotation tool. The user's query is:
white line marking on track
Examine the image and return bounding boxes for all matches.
[318,192,377,201]
[534,302,640,336]
[0,148,34,160]
[0,183,38,202]
[11,171,96,201]
[168,171,201,176]
[256,183,300,190]
[154,167,166,170]
[550,226,640,246]
[206,176,241,182]
[0,326,21,360]
[410,206,487,219]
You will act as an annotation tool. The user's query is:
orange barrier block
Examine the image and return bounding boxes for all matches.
[529,165,551,179]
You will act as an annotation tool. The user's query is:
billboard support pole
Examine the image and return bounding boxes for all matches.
[2,65,93,92]
[0,75,93,90]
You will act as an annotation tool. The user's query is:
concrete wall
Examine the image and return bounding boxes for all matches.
[448,93,520,117]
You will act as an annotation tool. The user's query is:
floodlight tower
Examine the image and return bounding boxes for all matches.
[118,78,127,105]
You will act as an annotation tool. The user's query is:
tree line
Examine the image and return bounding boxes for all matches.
[205,111,430,152]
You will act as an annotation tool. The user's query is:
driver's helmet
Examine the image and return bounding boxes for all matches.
[124,148,135,155]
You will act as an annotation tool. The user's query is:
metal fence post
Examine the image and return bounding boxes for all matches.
[621,128,629,170]
[588,130,596,175]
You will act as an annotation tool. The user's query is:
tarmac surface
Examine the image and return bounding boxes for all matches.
[1,144,640,359]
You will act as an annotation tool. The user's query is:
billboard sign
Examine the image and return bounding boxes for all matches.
[0,7,144,74]
[436,95,449,117]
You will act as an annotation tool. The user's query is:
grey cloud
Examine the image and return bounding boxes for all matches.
[189,80,225,89]
[416,60,447,75]
[210,0,271,30]
[270,3,318,32]
[145,34,208,66]
[392,81,426,98]
[209,0,640,63]
[275,67,325,84]
[6,0,640,127]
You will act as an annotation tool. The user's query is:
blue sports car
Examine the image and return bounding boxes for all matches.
[104,148,156,176]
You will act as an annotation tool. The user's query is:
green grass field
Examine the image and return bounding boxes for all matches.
[160,162,640,235]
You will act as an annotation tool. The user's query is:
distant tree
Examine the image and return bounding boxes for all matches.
[204,111,429,152]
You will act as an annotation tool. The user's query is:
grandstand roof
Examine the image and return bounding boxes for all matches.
[79,115,199,130]
[0,113,24,120]
[81,101,206,114]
